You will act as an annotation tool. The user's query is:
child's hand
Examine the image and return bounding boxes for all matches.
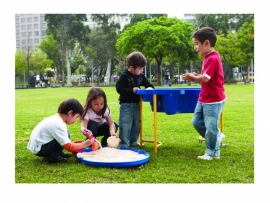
[133,87,140,93]
[111,132,120,139]
[84,139,92,146]
[182,73,194,81]
[82,128,92,138]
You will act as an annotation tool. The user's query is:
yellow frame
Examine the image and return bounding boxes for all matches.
[139,94,224,153]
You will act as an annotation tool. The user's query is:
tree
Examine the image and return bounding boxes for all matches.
[193,14,254,35]
[30,48,53,76]
[90,14,121,85]
[15,50,27,77]
[116,16,197,85]
[45,14,90,86]
[39,34,61,84]
[216,31,241,83]
[235,20,254,82]
[19,34,33,88]
[123,14,167,30]
[15,48,53,87]
[83,27,109,86]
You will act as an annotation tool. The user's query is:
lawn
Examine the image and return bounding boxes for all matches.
[15,84,254,184]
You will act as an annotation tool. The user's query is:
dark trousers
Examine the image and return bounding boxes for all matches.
[36,139,63,158]
[86,120,118,147]
[36,131,70,158]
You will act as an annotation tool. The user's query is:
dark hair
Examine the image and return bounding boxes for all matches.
[57,98,83,115]
[192,27,217,47]
[81,87,109,119]
[126,51,147,69]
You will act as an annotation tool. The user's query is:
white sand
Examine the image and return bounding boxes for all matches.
[77,147,147,162]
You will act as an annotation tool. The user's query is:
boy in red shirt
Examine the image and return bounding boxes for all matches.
[182,27,226,160]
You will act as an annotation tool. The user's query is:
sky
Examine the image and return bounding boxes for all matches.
[1,0,269,202]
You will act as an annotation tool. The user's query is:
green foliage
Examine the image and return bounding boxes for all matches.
[15,48,53,77]
[15,85,254,184]
[216,31,240,80]
[116,16,197,85]
[15,50,27,76]
[123,14,167,30]
[193,14,254,35]
[85,27,109,77]
[44,14,91,86]
[39,34,59,67]
[30,48,53,74]
[235,20,254,61]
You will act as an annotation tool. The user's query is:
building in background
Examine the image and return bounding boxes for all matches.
[15,14,47,51]
[183,14,195,23]
[84,14,130,31]
[15,14,129,51]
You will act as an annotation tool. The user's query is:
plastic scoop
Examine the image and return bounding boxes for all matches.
[83,129,101,151]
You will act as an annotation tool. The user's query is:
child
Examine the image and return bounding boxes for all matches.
[27,98,93,163]
[182,27,226,160]
[116,51,154,147]
[80,87,119,147]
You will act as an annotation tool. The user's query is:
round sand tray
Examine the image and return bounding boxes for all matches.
[77,147,150,168]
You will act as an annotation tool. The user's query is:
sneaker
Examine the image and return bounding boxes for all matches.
[60,152,72,158]
[42,156,67,163]
[219,133,225,146]
[130,142,140,147]
[197,154,220,160]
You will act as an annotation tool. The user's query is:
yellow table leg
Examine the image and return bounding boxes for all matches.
[153,94,157,152]
[139,94,162,152]
[139,96,143,147]
[220,111,224,133]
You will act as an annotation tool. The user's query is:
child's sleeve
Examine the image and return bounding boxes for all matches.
[142,75,155,89]
[63,142,75,152]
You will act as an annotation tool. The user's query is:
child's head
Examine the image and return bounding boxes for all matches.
[126,51,147,75]
[58,98,83,115]
[192,27,217,56]
[82,87,108,117]
[58,98,83,124]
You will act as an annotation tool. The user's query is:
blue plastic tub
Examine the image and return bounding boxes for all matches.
[77,147,150,168]
[136,88,201,115]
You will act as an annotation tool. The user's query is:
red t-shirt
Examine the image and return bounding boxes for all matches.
[198,51,226,103]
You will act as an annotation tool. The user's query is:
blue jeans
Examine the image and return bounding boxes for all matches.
[164,80,169,85]
[119,103,140,147]
[192,101,225,157]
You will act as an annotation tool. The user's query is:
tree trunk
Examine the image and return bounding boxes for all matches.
[61,60,65,87]
[105,57,111,86]
[188,61,193,86]
[66,49,72,87]
[155,57,162,86]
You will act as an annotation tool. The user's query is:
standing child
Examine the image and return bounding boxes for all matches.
[27,98,93,163]
[80,87,119,147]
[182,27,226,160]
[116,51,154,147]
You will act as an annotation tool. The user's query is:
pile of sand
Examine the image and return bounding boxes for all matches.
[77,147,147,162]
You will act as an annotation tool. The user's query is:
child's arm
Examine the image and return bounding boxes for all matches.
[106,116,118,137]
[81,118,93,137]
[142,74,155,89]
[62,139,92,152]
[182,73,209,83]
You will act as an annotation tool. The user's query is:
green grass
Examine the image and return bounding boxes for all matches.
[15,84,254,183]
